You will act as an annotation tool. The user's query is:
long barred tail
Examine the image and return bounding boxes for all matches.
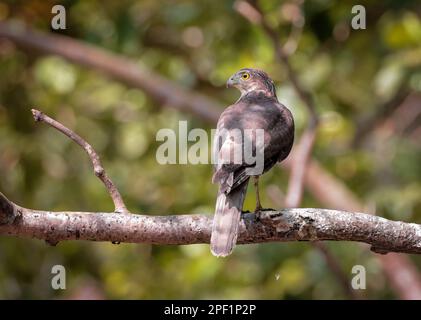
[210,181,249,257]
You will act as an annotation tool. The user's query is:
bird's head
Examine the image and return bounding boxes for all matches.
[226,68,277,98]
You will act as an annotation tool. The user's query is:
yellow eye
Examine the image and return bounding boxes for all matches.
[242,73,250,80]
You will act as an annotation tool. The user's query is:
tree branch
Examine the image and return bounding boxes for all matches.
[0,192,419,254]
[31,109,129,214]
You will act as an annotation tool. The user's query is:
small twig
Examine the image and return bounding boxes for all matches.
[31,109,129,214]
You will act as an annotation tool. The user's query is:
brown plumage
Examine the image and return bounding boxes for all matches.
[211,68,295,257]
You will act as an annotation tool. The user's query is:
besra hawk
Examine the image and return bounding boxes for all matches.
[211,68,295,257]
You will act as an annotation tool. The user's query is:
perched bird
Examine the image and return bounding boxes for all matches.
[211,68,295,257]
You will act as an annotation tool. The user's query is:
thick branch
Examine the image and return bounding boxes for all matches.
[0,194,419,254]
[31,109,128,214]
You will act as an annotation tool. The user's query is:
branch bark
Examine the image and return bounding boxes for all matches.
[0,193,420,253]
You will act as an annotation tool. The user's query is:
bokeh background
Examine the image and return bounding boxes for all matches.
[0,0,420,299]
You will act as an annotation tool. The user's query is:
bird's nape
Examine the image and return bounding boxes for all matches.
[227,68,277,98]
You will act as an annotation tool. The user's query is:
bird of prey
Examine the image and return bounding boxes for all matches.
[211,68,295,257]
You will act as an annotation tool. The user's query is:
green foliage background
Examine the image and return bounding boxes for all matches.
[0,0,420,299]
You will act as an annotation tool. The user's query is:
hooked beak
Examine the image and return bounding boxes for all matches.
[226,76,237,88]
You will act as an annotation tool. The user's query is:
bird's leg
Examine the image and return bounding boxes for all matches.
[253,176,262,213]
